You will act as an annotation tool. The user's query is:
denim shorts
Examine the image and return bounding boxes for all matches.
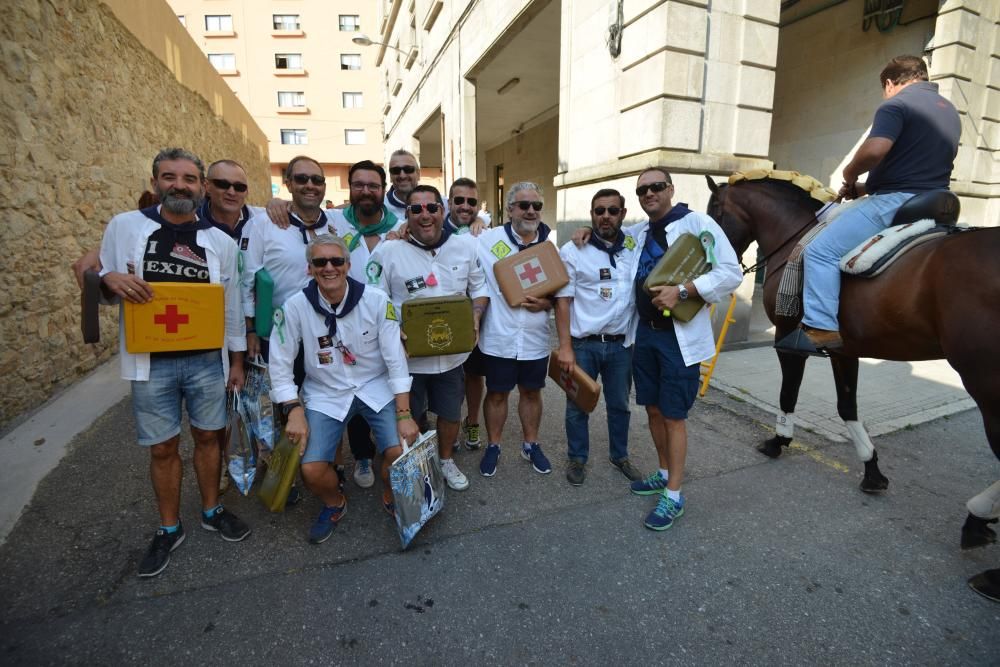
[410,366,465,422]
[482,353,548,393]
[632,322,699,419]
[131,350,226,446]
[302,398,398,464]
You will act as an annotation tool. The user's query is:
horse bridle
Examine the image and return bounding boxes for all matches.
[714,184,822,281]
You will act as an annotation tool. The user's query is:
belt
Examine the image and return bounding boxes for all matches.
[641,319,672,331]
[575,334,625,343]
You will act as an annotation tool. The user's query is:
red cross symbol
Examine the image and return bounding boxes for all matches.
[154,304,189,333]
[560,371,578,394]
[517,259,544,286]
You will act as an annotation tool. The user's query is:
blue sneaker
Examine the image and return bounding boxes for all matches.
[521,443,551,474]
[630,471,668,496]
[644,493,685,531]
[308,500,347,544]
[480,444,501,477]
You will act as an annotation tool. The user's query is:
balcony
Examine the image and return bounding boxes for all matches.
[404,46,418,70]
[273,68,306,77]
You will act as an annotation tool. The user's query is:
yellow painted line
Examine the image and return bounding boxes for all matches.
[788,441,850,474]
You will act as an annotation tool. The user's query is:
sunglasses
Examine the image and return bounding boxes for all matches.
[635,181,671,197]
[592,206,622,216]
[292,174,326,186]
[389,165,417,175]
[408,203,442,214]
[514,201,543,212]
[210,178,248,193]
[310,256,347,268]
[452,196,478,207]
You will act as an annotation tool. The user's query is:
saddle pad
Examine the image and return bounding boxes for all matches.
[493,241,569,307]
[401,296,475,357]
[840,220,942,277]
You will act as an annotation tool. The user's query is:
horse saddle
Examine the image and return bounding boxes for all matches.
[890,189,960,227]
[840,191,963,279]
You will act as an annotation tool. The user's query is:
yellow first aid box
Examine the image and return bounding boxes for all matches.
[124,282,224,353]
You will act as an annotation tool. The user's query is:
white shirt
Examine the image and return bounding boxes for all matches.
[475,225,553,361]
[625,210,744,366]
[98,207,246,381]
[327,208,405,285]
[240,210,331,327]
[556,231,641,340]
[369,233,489,374]
[269,282,412,420]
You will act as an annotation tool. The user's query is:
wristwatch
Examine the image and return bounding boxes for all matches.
[678,284,689,301]
[281,401,302,417]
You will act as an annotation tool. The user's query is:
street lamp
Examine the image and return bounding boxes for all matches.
[352,33,408,56]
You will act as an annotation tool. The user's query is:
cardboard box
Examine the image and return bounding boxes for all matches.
[493,241,569,307]
[642,232,710,322]
[124,282,224,353]
[547,351,602,413]
[402,296,475,357]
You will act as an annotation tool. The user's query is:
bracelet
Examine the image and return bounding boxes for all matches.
[395,411,412,422]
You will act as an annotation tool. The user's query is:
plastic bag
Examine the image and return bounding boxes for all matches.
[225,392,258,495]
[389,431,445,549]
[242,356,278,452]
[257,431,300,512]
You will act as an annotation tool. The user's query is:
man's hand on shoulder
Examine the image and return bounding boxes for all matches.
[266,198,293,229]
[571,226,592,248]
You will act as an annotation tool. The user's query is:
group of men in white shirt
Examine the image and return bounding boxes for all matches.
[86,145,743,576]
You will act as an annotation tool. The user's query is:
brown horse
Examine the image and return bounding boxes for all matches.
[705,176,1000,548]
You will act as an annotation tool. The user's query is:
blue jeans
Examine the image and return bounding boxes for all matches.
[302,398,398,465]
[565,338,633,463]
[802,192,913,330]
[131,350,225,446]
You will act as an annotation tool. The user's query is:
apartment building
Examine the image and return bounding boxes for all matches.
[168,1,385,203]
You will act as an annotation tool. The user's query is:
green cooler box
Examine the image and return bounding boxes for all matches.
[402,296,475,358]
[642,232,711,323]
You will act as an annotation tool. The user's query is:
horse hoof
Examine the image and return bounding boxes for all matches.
[961,514,998,550]
[859,476,889,494]
[757,435,790,459]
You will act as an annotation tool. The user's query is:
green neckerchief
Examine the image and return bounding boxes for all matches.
[343,205,399,251]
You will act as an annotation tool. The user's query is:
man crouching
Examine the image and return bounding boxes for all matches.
[269,235,420,544]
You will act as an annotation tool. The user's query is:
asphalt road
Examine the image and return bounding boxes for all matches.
[0,385,997,665]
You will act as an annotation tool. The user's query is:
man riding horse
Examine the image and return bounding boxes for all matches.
[791,55,961,352]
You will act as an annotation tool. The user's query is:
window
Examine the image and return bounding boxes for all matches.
[280,129,308,145]
[344,129,366,145]
[340,54,361,71]
[177,15,186,27]
[205,15,233,31]
[273,14,300,30]
[342,92,363,108]
[275,53,303,69]
[339,15,361,31]
[208,53,236,71]
[277,91,306,108]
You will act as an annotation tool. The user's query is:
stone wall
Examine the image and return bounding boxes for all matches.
[0,0,270,429]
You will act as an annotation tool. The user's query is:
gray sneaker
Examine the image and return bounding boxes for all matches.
[566,460,586,486]
[610,457,643,482]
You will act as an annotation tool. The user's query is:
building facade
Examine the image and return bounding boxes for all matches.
[168,0,386,203]
[379,0,999,233]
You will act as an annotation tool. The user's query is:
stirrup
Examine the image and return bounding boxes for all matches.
[775,329,829,358]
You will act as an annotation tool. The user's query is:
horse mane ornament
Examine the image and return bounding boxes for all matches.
[706,173,1000,551]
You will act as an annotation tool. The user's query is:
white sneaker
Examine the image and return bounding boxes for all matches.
[440,458,469,491]
[353,459,375,488]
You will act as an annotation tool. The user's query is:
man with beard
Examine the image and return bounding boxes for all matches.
[626,168,741,531]
[475,182,554,478]
[369,185,489,490]
[98,148,250,577]
[384,149,420,220]
[72,159,259,286]
[273,235,420,543]
[554,189,644,486]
